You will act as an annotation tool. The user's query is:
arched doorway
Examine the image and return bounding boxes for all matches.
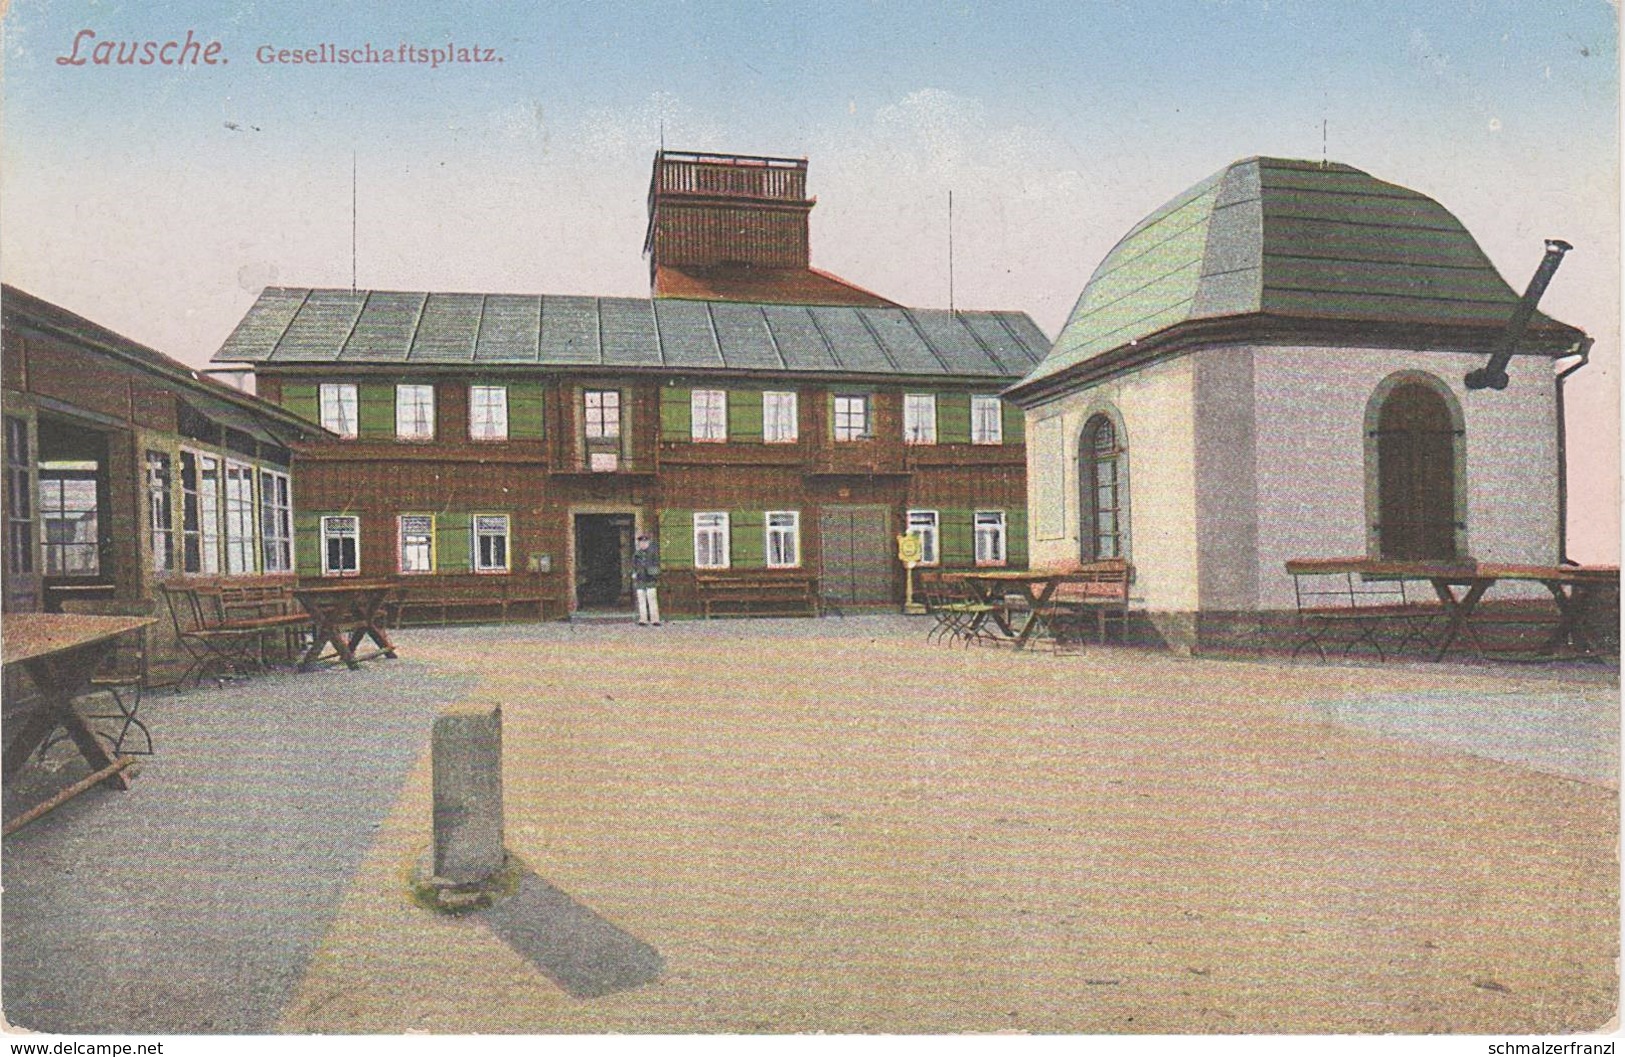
[1078,413,1125,561]
[1374,382,1459,560]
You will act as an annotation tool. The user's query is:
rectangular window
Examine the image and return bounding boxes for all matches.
[691,389,727,442]
[833,394,869,442]
[763,391,798,443]
[146,451,174,574]
[975,510,1007,566]
[903,393,937,445]
[260,469,292,573]
[321,515,360,577]
[37,465,98,576]
[180,451,201,573]
[319,383,358,439]
[399,513,435,574]
[906,509,940,566]
[584,390,621,439]
[396,384,436,440]
[198,454,223,575]
[469,385,509,441]
[971,395,1004,445]
[473,514,510,573]
[766,510,800,568]
[6,417,33,575]
[224,460,257,575]
[693,512,730,569]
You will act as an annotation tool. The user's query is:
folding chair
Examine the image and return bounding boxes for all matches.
[159,584,261,689]
[49,599,155,757]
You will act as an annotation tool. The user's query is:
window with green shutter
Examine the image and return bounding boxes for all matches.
[1006,508,1029,566]
[729,510,765,567]
[294,511,323,577]
[436,512,472,573]
[937,393,972,444]
[357,384,395,439]
[660,387,692,441]
[728,390,764,443]
[939,509,974,567]
[1001,400,1025,444]
[510,384,545,441]
[281,383,319,425]
[658,508,695,568]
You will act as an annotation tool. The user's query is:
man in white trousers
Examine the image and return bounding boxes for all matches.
[632,532,662,625]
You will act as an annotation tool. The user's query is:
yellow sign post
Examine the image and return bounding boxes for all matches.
[896,533,926,614]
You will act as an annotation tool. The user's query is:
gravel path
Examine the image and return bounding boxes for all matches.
[2,655,475,1034]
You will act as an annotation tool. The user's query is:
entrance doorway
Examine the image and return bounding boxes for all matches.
[1374,382,1459,561]
[574,513,635,610]
[819,505,892,605]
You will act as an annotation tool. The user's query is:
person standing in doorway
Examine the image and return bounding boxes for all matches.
[633,532,662,626]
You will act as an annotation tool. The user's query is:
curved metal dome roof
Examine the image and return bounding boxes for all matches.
[1020,156,1583,390]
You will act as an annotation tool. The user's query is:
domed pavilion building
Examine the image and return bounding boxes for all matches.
[1003,156,1591,652]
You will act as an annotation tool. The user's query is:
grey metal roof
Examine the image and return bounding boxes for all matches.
[1021,156,1587,389]
[216,288,1048,380]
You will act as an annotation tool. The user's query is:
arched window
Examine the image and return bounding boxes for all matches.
[1079,414,1125,561]
[1373,382,1459,560]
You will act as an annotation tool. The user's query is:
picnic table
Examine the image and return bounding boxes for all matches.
[1291,558,1619,661]
[293,581,399,671]
[3,613,155,796]
[957,569,1088,650]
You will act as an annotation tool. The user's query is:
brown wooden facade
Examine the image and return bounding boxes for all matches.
[1,286,328,670]
[254,369,1028,615]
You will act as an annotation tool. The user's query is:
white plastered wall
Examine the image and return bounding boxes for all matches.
[1251,346,1561,609]
[1024,356,1199,612]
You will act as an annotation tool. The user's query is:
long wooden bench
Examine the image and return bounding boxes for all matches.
[388,579,559,627]
[694,571,821,619]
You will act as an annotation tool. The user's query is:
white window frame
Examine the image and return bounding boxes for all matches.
[399,513,435,574]
[906,509,940,567]
[766,510,800,569]
[903,393,937,445]
[320,515,360,577]
[971,395,1004,445]
[763,391,798,444]
[974,510,1007,567]
[146,450,174,574]
[472,513,511,573]
[691,389,728,442]
[584,389,621,439]
[198,453,223,575]
[319,383,358,439]
[469,385,509,441]
[223,460,258,575]
[833,394,869,442]
[693,511,730,570]
[259,468,293,573]
[395,384,436,441]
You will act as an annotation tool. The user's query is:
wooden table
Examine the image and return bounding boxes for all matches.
[3,613,155,790]
[957,569,1088,650]
[1295,558,1618,661]
[293,581,399,671]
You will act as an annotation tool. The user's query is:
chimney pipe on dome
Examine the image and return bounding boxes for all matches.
[1465,238,1573,391]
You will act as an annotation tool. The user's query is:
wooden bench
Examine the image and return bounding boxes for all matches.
[1284,558,1442,661]
[388,579,558,627]
[694,572,821,619]
[1043,559,1133,646]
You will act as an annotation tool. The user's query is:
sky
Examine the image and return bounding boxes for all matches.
[1,0,1619,559]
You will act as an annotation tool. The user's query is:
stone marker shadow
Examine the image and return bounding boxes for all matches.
[482,867,665,998]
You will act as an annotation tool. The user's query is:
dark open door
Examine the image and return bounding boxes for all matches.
[1376,383,1458,561]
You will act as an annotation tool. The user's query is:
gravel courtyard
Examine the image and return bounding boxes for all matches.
[4,616,1618,1034]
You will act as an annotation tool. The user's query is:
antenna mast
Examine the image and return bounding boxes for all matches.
[351,151,358,292]
[947,190,955,312]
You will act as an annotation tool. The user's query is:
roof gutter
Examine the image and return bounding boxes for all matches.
[1553,336,1593,566]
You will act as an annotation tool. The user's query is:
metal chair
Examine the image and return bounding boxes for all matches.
[158,583,261,689]
[49,599,155,757]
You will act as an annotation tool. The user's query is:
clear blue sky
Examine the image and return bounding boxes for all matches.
[2,0,1619,554]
